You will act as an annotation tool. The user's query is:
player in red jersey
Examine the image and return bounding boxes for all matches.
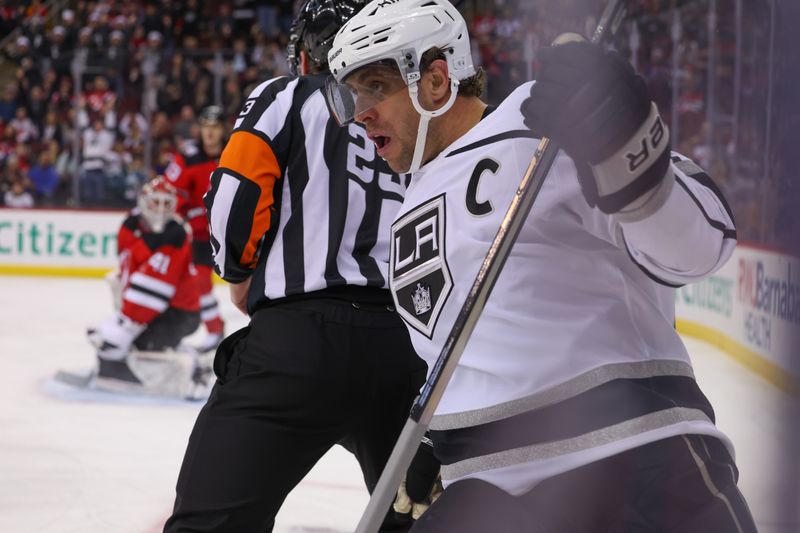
[164,106,227,352]
[89,178,206,396]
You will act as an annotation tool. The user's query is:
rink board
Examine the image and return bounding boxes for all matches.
[0,207,124,276]
[676,244,799,395]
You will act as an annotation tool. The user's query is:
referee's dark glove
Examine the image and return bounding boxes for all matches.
[522,40,674,222]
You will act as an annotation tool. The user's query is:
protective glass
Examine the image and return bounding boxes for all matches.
[325,63,408,126]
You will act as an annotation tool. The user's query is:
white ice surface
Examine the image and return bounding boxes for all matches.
[0,276,797,532]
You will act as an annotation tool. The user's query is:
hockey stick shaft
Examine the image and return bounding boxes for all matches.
[354,2,627,531]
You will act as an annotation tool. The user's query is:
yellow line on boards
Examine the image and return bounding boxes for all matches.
[0,265,226,284]
[676,318,799,398]
[0,265,114,278]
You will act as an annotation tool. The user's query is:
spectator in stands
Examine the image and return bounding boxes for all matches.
[79,116,115,206]
[123,153,147,203]
[1,153,29,197]
[150,111,173,146]
[104,30,130,96]
[172,105,197,150]
[0,122,14,164]
[27,150,60,204]
[4,179,34,208]
[222,77,243,122]
[49,75,73,118]
[257,1,279,37]
[60,9,78,48]
[119,110,147,156]
[179,0,202,38]
[42,25,71,78]
[71,26,94,74]
[26,84,47,126]
[54,135,78,189]
[85,76,115,115]
[0,83,18,123]
[9,106,37,144]
[231,37,251,76]
[40,109,64,146]
[0,1,19,38]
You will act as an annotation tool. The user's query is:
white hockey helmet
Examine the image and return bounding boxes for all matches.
[137,177,178,233]
[328,0,474,87]
[325,0,475,172]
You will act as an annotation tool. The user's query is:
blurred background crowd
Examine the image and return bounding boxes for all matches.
[0,0,797,250]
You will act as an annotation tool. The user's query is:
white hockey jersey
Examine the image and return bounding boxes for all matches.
[389,82,738,495]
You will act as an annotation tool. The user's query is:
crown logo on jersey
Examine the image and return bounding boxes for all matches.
[412,282,432,315]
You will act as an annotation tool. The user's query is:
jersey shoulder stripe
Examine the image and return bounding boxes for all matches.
[671,154,737,230]
[445,130,537,158]
[441,81,535,161]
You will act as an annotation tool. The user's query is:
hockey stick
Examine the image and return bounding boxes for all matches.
[354,2,628,531]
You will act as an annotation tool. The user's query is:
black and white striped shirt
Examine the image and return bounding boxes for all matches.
[205,74,410,310]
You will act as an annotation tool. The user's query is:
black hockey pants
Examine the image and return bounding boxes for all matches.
[164,290,428,532]
[134,308,200,352]
[411,434,758,533]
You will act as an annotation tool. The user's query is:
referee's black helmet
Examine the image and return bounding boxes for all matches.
[287,0,368,76]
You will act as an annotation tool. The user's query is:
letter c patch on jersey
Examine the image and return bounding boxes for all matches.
[390,194,453,339]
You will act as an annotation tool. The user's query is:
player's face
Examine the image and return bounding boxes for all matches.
[341,66,420,172]
[200,122,224,149]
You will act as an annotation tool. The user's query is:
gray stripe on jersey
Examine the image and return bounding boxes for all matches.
[300,92,332,293]
[430,359,695,430]
[253,78,299,140]
[264,166,293,299]
[208,173,240,279]
[441,407,712,480]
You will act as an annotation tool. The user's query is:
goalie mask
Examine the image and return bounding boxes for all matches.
[326,0,475,172]
[287,0,369,77]
[138,177,178,233]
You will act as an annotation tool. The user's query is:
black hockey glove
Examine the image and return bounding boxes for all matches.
[522,41,674,221]
[393,435,442,519]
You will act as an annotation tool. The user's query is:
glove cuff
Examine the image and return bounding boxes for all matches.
[590,103,672,217]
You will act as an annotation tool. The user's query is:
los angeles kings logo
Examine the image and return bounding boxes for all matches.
[389,194,452,338]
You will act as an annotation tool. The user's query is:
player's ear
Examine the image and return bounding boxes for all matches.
[423,59,450,103]
[299,50,310,76]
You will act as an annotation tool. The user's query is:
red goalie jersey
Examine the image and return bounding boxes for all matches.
[117,212,201,325]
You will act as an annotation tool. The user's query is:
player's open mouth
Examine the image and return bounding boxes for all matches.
[370,134,391,156]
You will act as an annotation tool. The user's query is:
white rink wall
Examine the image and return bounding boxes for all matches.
[675,243,800,395]
[0,208,125,275]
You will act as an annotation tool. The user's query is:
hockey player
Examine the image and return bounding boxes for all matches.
[90,177,203,396]
[164,105,226,353]
[163,1,429,531]
[326,0,758,531]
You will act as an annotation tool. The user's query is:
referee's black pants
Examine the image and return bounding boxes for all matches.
[164,293,428,532]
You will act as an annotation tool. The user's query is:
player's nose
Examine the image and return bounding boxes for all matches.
[354,100,376,124]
